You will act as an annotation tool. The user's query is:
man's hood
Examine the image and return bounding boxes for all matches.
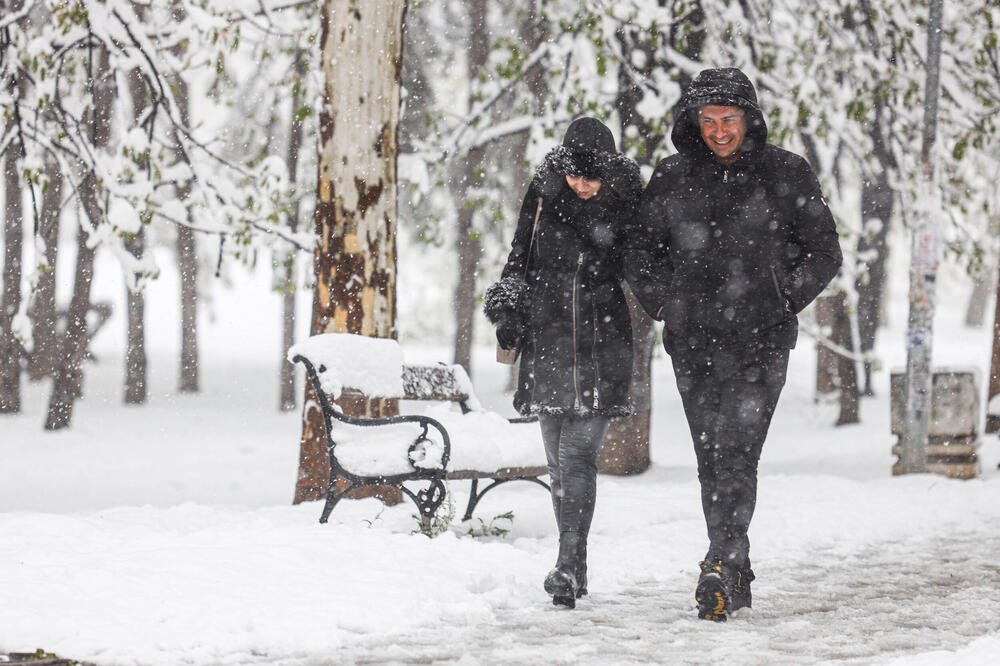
[670,68,768,160]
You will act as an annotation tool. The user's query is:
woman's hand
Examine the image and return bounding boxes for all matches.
[496,316,523,350]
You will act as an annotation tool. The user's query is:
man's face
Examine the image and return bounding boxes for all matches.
[698,105,746,164]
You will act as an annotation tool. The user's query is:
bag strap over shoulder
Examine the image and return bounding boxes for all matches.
[523,196,543,279]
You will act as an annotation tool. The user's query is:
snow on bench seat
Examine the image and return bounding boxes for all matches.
[288,333,546,477]
[333,403,544,477]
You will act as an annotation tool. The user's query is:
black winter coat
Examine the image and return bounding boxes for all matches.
[485,120,643,418]
[624,69,843,355]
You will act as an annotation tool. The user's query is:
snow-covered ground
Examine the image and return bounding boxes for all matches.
[2,246,1000,666]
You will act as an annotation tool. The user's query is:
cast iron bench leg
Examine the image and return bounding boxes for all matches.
[461,476,551,522]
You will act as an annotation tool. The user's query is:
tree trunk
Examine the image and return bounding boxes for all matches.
[295,0,407,505]
[27,161,62,381]
[176,223,199,392]
[986,263,1000,434]
[167,4,199,394]
[1,151,24,414]
[855,167,894,397]
[124,229,147,404]
[814,295,838,398]
[279,53,307,413]
[899,0,944,473]
[964,262,993,328]
[45,216,97,430]
[832,292,859,425]
[44,48,114,430]
[451,0,488,375]
[124,66,149,405]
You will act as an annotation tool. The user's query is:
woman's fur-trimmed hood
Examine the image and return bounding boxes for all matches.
[532,118,643,202]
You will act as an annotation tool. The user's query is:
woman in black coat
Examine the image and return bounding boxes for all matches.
[484,117,642,608]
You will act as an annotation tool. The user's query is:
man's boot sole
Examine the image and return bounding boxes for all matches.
[695,573,729,622]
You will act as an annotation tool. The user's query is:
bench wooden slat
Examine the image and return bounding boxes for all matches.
[446,465,548,481]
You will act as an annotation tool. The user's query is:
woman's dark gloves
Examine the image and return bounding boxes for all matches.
[495,316,523,350]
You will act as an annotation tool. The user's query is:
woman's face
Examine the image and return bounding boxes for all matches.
[565,174,602,200]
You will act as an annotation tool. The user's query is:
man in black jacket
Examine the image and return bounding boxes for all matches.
[624,68,842,621]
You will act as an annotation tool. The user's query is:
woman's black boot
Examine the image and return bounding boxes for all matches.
[544,531,581,608]
[575,536,588,598]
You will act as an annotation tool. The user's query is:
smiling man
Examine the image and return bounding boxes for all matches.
[622,68,842,621]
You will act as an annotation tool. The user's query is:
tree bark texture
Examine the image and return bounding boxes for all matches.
[44,48,113,430]
[855,166,894,397]
[124,229,147,405]
[1,151,24,413]
[832,291,860,425]
[295,0,407,505]
[27,161,62,381]
[899,0,944,474]
[175,76,200,394]
[279,53,307,413]
[123,67,148,405]
[964,262,993,328]
[814,295,838,397]
[986,262,1000,434]
[452,0,488,376]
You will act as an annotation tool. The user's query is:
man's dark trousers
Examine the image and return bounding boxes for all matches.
[671,344,789,573]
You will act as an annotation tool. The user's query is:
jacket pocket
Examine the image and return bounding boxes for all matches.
[770,267,790,314]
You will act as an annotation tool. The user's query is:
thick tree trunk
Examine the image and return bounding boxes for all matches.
[451,0,488,376]
[27,161,62,381]
[124,230,147,405]
[1,151,24,414]
[295,0,407,505]
[279,54,307,413]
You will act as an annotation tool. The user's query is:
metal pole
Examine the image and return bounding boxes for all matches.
[899,0,944,474]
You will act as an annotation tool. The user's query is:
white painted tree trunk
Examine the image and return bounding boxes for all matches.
[899,0,944,474]
[295,0,407,503]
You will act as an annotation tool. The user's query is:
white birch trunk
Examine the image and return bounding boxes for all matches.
[899,0,944,474]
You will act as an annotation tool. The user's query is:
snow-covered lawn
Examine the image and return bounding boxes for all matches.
[2,256,1000,665]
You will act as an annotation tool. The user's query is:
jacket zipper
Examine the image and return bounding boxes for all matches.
[723,168,729,183]
[591,293,600,409]
[572,252,584,410]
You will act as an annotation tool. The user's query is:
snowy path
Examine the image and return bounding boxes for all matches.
[256,530,1000,666]
[4,249,1000,664]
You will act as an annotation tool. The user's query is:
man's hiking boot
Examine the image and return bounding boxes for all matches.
[695,560,731,622]
[730,568,755,612]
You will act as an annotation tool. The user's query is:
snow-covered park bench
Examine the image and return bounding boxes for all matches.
[288,333,549,531]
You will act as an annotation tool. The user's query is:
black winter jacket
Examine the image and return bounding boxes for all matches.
[485,118,643,418]
[624,68,843,355]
